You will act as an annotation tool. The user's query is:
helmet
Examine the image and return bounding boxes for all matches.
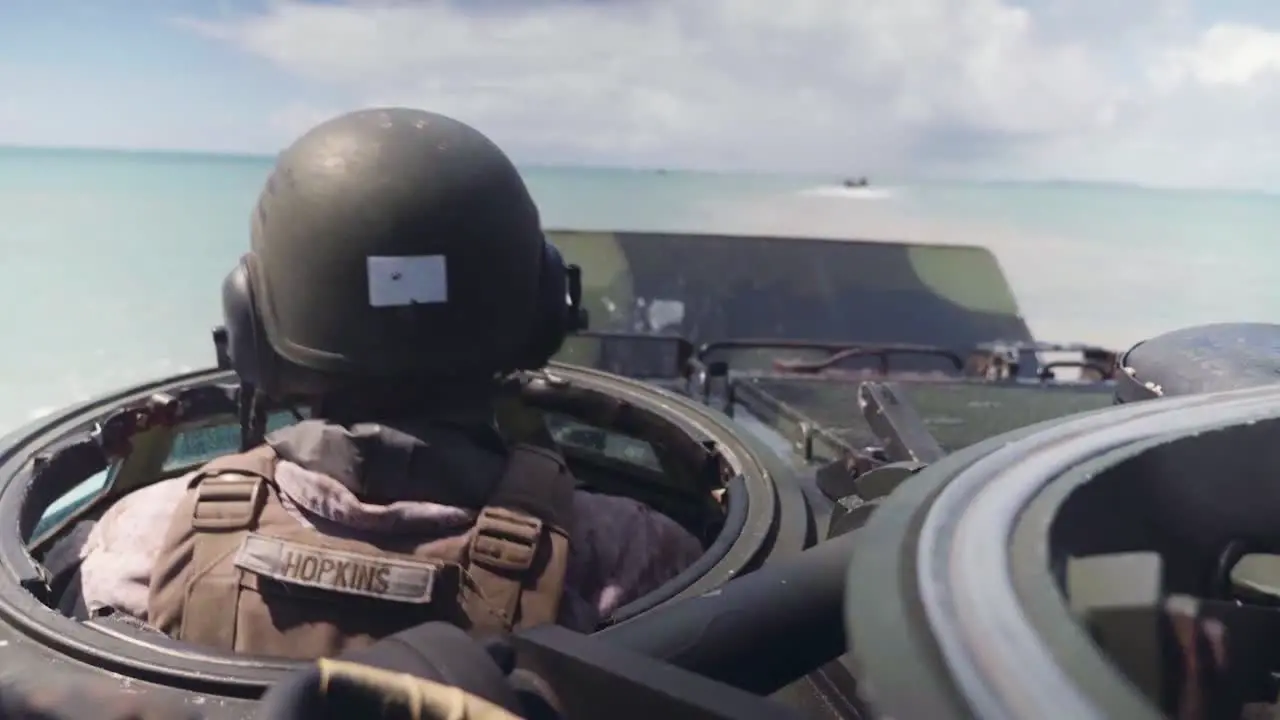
[217,108,586,399]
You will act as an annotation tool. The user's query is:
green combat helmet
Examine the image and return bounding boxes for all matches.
[217,107,586,403]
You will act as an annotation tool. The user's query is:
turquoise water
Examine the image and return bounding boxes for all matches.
[2,146,1278,433]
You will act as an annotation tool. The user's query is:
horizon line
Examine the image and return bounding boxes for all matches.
[0,142,273,162]
[1,142,1274,196]
[0,142,787,176]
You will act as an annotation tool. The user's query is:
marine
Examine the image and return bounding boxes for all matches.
[74,107,704,659]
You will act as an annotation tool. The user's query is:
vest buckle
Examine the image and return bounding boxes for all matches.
[470,507,542,573]
[192,475,265,531]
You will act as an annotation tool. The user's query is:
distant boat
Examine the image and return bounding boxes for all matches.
[842,176,869,188]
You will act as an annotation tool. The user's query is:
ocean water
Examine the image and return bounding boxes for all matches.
[1,146,1278,433]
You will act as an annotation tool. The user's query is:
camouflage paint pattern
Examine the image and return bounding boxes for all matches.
[737,376,1114,459]
[547,230,1033,370]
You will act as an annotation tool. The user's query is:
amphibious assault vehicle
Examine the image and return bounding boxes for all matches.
[1,230,1271,719]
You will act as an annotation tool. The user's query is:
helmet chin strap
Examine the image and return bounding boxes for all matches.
[237,381,269,451]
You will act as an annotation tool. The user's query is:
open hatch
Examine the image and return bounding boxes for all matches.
[0,354,807,713]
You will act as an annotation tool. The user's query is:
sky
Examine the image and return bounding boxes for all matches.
[4,0,1280,188]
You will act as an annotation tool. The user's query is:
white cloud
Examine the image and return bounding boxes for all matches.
[183,0,1280,189]
[1157,22,1280,87]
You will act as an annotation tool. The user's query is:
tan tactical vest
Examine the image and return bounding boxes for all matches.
[146,442,574,660]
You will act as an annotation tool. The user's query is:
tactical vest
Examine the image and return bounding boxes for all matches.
[146,442,574,660]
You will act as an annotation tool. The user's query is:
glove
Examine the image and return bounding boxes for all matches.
[258,622,561,720]
[291,659,526,720]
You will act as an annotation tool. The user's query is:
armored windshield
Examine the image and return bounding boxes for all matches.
[547,230,1032,371]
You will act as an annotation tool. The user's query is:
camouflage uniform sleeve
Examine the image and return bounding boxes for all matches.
[78,475,193,620]
[568,492,705,619]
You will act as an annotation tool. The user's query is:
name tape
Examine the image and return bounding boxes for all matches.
[234,534,438,604]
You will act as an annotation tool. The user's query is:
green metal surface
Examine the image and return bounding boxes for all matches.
[738,376,1115,459]
[547,230,1034,371]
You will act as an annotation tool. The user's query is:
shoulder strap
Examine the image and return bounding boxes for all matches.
[467,443,575,632]
[483,444,575,534]
[174,444,279,649]
[189,444,277,532]
[493,394,559,449]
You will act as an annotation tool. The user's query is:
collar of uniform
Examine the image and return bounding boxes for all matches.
[265,418,507,507]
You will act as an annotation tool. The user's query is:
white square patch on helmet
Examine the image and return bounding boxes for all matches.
[367,255,448,307]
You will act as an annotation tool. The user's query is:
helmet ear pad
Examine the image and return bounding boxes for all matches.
[515,242,575,370]
[221,255,329,399]
[221,255,277,393]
